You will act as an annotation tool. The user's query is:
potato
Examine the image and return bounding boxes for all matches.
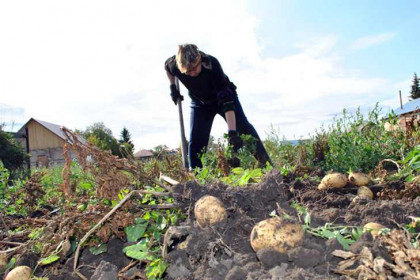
[194,195,227,227]
[357,186,373,199]
[250,217,304,253]
[5,266,32,280]
[318,173,347,190]
[363,222,385,239]
[0,253,7,270]
[348,172,370,186]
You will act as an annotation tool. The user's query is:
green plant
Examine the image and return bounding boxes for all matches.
[221,167,263,186]
[324,105,406,172]
[290,201,363,250]
[0,160,9,208]
[122,185,182,279]
[399,145,420,182]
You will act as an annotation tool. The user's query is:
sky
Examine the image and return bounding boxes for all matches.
[1,0,419,151]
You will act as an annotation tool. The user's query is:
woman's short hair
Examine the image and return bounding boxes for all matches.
[176,44,200,73]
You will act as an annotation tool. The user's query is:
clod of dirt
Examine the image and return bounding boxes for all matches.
[256,248,288,268]
[90,260,118,280]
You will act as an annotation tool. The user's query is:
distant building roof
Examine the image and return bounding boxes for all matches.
[394,98,420,116]
[133,149,154,158]
[17,118,87,145]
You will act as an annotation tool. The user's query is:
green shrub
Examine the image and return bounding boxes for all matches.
[324,105,406,172]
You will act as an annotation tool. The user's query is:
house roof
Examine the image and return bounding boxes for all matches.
[133,149,154,158]
[17,118,87,145]
[393,98,420,116]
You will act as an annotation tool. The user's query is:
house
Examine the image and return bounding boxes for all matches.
[392,98,420,129]
[15,118,86,168]
[133,149,154,160]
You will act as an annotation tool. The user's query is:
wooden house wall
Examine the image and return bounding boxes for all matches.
[27,121,64,150]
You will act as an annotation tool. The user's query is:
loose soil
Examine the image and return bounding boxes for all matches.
[2,169,419,279]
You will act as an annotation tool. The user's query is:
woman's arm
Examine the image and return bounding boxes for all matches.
[225,110,236,131]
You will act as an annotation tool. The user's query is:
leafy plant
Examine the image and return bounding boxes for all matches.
[290,201,363,250]
[221,167,263,186]
[324,105,406,172]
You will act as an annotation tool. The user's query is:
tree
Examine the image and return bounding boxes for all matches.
[152,145,169,157]
[79,122,122,157]
[119,127,134,158]
[409,73,420,100]
[0,125,29,179]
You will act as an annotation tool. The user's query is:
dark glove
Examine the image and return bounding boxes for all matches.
[170,84,183,105]
[228,156,241,168]
[228,130,243,152]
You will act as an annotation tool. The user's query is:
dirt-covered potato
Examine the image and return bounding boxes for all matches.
[357,186,373,199]
[250,217,304,253]
[5,266,32,280]
[194,195,227,227]
[0,253,7,270]
[363,222,385,239]
[348,172,370,186]
[318,173,347,190]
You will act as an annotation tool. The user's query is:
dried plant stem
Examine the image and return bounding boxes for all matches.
[73,189,170,280]
[381,159,401,174]
[159,173,179,185]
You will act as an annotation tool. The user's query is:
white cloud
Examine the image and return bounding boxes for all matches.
[350,33,396,50]
[0,1,405,151]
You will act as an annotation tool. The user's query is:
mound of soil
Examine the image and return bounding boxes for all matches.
[3,169,418,279]
[165,169,420,280]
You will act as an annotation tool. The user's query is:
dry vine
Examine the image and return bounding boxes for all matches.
[61,126,150,200]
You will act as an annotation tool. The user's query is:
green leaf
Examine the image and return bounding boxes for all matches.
[334,232,351,250]
[147,259,167,278]
[0,257,16,273]
[123,244,154,261]
[80,182,93,190]
[89,243,108,255]
[125,223,148,242]
[320,228,335,239]
[39,254,60,265]
[143,211,151,220]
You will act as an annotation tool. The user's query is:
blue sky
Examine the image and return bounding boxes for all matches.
[252,0,419,80]
[0,0,418,150]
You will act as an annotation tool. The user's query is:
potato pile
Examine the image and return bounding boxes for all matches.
[250,217,304,253]
[318,171,375,203]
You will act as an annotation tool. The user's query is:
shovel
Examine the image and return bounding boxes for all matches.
[175,78,189,169]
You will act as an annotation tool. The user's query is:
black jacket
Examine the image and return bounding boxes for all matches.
[165,52,237,112]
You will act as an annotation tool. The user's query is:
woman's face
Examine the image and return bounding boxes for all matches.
[185,56,202,77]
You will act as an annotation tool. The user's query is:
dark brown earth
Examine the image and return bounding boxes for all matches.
[164,169,419,280]
[2,169,419,279]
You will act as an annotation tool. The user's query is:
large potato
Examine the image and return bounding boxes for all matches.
[194,195,227,227]
[250,217,304,253]
[348,172,370,186]
[363,222,385,239]
[5,266,32,280]
[318,173,347,190]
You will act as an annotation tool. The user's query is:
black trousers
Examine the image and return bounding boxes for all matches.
[188,93,271,169]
